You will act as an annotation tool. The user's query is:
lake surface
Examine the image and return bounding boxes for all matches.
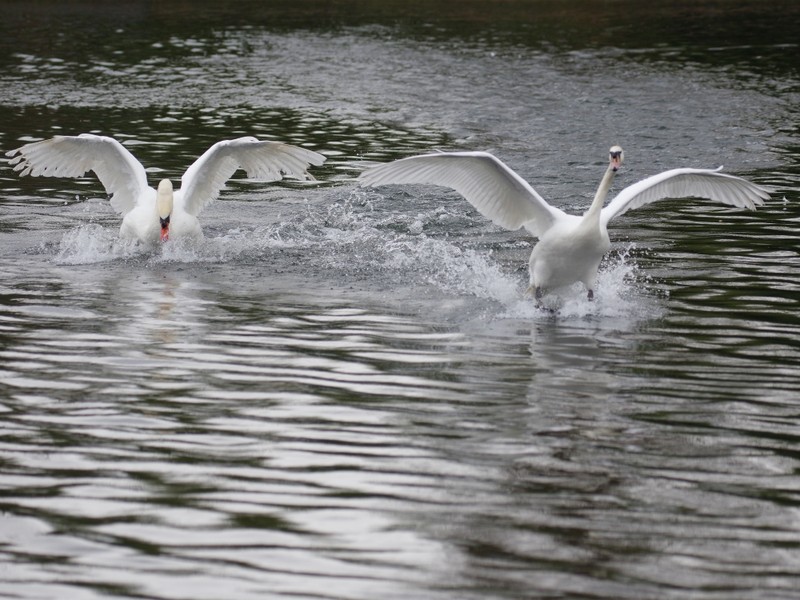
[1,1,800,598]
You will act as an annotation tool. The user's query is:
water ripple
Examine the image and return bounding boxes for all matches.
[2,3,800,599]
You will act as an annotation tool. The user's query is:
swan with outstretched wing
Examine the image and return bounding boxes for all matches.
[7,134,326,244]
[359,147,769,301]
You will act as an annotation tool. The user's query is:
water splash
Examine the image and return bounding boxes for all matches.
[49,199,661,323]
[489,244,661,321]
[55,224,143,264]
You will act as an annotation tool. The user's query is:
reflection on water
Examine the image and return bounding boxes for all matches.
[3,258,799,599]
[1,1,800,599]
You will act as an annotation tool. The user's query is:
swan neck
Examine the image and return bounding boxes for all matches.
[156,179,174,243]
[585,165,616,222]
[156,179,173,219]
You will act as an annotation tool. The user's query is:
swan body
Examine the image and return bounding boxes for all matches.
[359,147,769,300]
[6,134,326,245]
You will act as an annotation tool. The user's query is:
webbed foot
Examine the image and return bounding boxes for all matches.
[526,285,549,310]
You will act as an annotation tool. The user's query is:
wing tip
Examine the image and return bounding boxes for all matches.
[308,150,327,167]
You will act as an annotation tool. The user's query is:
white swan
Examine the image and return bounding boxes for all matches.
[359,147,769,301]
[6,134,326,244]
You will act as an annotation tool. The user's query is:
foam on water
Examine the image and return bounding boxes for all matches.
[55,224,142,264]
[50,195,661,323]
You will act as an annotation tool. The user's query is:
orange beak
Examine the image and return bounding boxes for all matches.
[159,216,170,242]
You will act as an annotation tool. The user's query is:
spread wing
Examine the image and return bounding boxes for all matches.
[6,133,150,215]
[358,151,566,237]
[178,137,326,217]
[601,167,769,227]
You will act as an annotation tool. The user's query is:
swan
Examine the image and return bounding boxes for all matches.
[359,147,769,301]
[6,134,326,244]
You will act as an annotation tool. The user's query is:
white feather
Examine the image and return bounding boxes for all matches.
[601,167,768,227]
[6,134,149,216]
[179,136,326,217]
[358,151,566,238]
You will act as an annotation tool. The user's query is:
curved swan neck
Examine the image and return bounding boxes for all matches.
[156,179,174,219]
[584,164,617,222]
[156,179,173,242]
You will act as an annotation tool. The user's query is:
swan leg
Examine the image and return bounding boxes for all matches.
[525,285,545,308]
[525,285,544,299]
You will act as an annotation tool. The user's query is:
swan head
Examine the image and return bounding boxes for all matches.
[609,146,624,172]
[156,179,173,242]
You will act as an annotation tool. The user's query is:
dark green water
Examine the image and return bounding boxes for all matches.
[1,2,799,599]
